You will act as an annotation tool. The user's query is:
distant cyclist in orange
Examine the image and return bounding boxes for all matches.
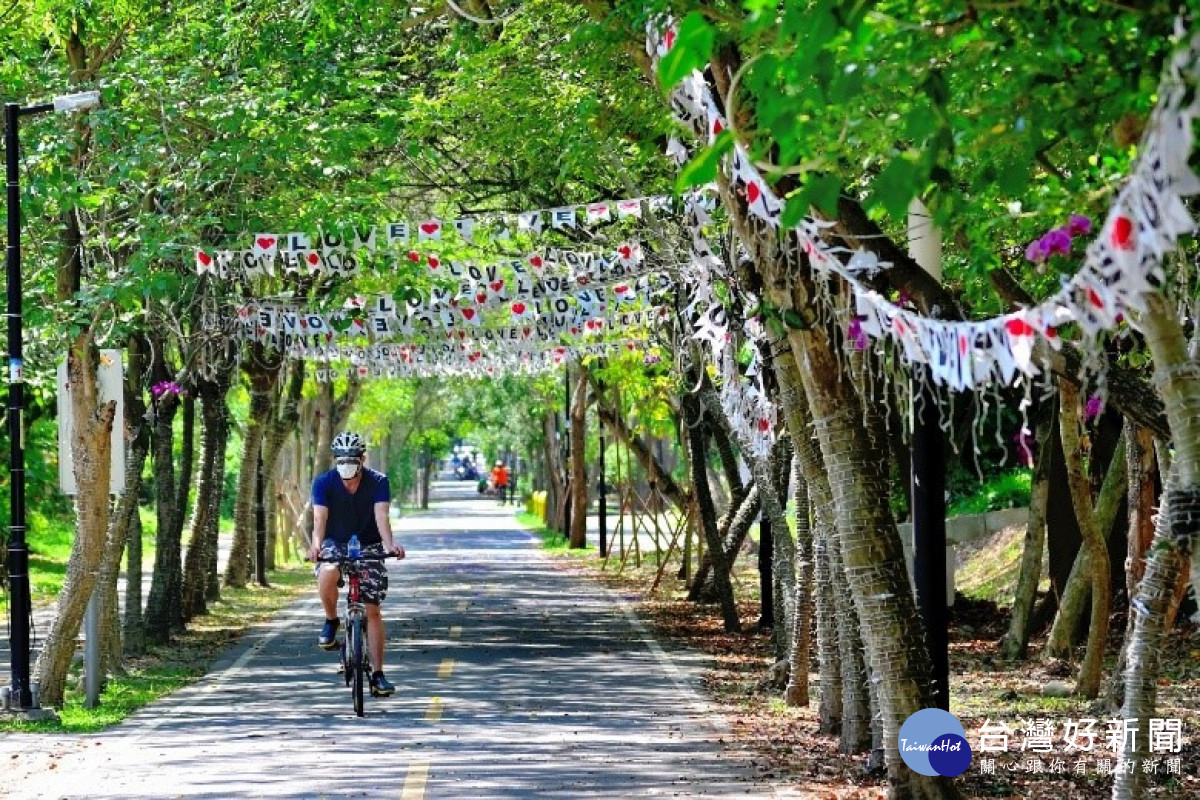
[492,460,510,505]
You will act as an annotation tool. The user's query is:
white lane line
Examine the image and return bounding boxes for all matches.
[602,588,731,735]
[122,596,321,744]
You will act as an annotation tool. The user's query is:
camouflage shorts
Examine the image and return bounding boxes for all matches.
[315,541,389,605]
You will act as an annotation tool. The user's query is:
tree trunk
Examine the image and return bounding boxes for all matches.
[33,346,118,707]
[1001,398,1056,659]
[1106,422,1160,707]
[774,347,841,728]
[784,315,950,796]
[262,361,304,571]
[226,369,278,588]
[182,374,233,619]
[1044,427,1125,660]
[785,451,812,707]
[689,483,759,601]
[123,510,146,657]
[144,382,182,644]
[1113,292,1200,800]
[1050,381,1111,698]
[569,367,588,548]
[98,335,150,673]
[682,391,741,633]
[542,409,565,530]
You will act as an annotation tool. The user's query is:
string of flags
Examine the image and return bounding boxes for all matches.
[648,16,1200,394]
[306,338,660,382]
[193,194,685,277]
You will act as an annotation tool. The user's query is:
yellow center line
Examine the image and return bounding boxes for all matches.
[449,625,462,640]
[437,658,455,679]
[456,600,469,612]
[425,696,443,722]
[401,761,430,800]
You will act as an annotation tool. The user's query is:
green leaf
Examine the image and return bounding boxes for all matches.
[675,131,732,191]
[657,12,715,91]
[782,309,807,330]
[869,156,921,221]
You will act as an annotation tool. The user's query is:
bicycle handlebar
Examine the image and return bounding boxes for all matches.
[313,552,403,564]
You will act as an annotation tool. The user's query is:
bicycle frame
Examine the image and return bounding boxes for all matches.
[317,552,398,717]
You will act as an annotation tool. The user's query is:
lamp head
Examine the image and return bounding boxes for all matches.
[53,91,100,114]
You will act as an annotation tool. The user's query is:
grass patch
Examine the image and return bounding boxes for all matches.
[948,468,1032,516]
[515,511,592,552]
[0,565,310,733]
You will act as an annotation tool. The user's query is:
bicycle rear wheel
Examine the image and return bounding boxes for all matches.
[350,617,365,717]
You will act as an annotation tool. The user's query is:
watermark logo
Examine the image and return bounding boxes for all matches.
[899,708,973,777]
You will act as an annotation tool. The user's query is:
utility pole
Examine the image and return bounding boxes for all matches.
[5,91,101,714]
[908,197,949,710]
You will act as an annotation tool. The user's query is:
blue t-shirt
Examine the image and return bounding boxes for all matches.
[312,467,391,546]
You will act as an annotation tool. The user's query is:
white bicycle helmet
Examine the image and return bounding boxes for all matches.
[331,431,366,458]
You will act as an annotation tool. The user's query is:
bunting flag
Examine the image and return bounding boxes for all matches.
[647,15,1200,393]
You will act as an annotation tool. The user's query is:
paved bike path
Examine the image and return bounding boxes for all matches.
[1,482,785,798]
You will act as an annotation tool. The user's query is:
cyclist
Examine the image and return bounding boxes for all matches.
[308,431,405,697]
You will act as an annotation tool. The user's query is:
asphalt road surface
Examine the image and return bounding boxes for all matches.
[1,480,787,799]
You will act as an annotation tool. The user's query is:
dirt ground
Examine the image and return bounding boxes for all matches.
[566,549,1200,800]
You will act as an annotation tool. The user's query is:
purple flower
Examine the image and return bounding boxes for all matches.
[897,290,911,307]
[151,381,184,398]
[847,318,867,351]
[1025,238,1050,263]
[1042,228,1072,256]
[1068,214,1092,236]
[1085,395,1103,422]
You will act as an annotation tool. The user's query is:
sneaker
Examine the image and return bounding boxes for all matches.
[370,671,395,697]
[318,618,340,650]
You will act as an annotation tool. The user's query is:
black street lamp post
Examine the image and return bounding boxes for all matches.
[5,90,100,712]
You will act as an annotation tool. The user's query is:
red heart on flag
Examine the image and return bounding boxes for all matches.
[577,276,591,286]
[256,237,275,250]
[427,256,440,269]
[1088,289,1104,309]
[615,284,630,295]
[1045,326,1058,339]
[476,293,488,304]
[307,253,320,266]
[757,418,771,432]
[522,327,532,338]
[555,347,566,356]
[197,251,213,266]
[959,334,968,355]
[421,222,440,235]
[664,29,675,50]
[1111,216,1134,250]
[512,302,526,315]
[618,245,633,260]
[407,250,420,262]
[458,331,467,340]
[713,119,723,135]
[1005,318,1035,337]
[491,280,504,291]
[529,255,543,269]
[747,182,761,204]
[463,308,476,320]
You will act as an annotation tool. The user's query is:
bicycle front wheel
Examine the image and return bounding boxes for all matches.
[350,617,365,717]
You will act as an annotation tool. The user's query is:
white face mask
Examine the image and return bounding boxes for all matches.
[336,462,361,480]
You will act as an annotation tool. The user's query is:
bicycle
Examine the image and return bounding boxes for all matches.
[316,552,401,717]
